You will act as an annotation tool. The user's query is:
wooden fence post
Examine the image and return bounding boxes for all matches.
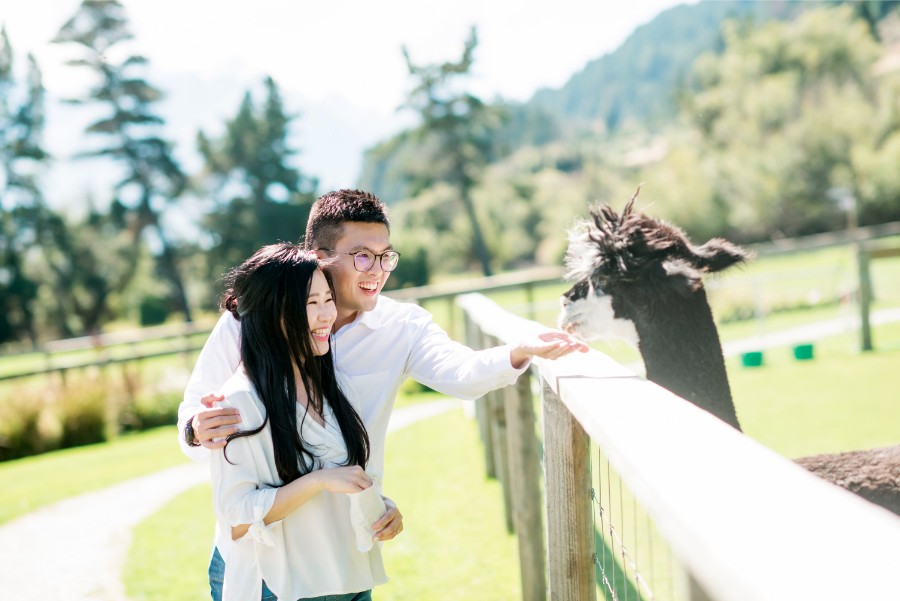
[485,333,513,534]
[856,245,873,351]
[688,575,714,601]
[464,311,497,479]
[542,379,596,601]
[504,371,547,601]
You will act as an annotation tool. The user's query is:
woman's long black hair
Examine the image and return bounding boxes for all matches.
[220,243,369,485]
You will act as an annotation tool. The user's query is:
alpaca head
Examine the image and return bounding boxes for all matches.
[558,194,751,341]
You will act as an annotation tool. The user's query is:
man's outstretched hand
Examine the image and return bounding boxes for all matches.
[509,331,589,369]
[191,393,242,449]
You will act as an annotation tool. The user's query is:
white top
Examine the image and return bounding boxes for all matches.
[212,369,387,601]
[178,295,528,588]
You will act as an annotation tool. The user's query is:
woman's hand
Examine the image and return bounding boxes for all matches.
[313,465,374,494]
[232,466,373,537]
[509,331,589,368]
[372,496,403,542]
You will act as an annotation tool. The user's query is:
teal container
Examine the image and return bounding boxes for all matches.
[793,343,814,361]
[741,351,764,367]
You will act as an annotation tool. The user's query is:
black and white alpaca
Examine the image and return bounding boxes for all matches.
[558,195,900,516]
[559,194,746,430]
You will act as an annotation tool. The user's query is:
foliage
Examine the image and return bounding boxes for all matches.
[0,361,185,461]
[398,27,505,276]
[0,28,44,345]
[682,6,888,239]
[53,0,192,321]
[36,204,147,335]
[359,1,900,276]
[196,76,317,305]
[383,243,430,290]
[139,293,173,326]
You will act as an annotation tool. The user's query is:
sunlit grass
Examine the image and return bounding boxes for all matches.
[0,426,188,525]
[124,483,215,601]
[730,320,900,459]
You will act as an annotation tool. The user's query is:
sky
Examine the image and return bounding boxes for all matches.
[0,0,690,210]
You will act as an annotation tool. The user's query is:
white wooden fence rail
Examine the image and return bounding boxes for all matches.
[457,292,900,601]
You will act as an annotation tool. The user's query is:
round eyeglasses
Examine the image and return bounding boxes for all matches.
[325,249,401,272]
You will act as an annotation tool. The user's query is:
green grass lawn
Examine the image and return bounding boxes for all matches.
[730,320,900,459]
[0,426,189,525]
[123,406,522,601]
[124,483,215,601]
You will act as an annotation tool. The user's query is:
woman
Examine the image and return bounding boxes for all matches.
[211,243,390,601]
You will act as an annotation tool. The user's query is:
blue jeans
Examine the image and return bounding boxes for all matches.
[208,546,372,601]
[209,546,276,601]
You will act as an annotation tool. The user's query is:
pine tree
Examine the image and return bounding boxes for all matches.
[401,27,503,276]
[53,0,193,321]
[0,28,45,344]
[197,76,317,295]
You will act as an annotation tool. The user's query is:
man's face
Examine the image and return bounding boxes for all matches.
[325,221,392,327]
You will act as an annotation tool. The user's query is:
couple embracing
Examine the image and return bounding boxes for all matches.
[178,189,587,600]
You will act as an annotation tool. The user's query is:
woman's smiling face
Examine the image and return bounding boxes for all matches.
[306,268,336,356]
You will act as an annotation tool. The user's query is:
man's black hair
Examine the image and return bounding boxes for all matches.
[304,189,390,250]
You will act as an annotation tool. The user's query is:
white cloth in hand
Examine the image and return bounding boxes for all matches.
[348,475,386,552]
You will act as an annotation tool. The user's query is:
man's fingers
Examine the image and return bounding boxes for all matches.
[537,330,589,353]
[201,438,228,450]
[371,505,398,531]
[538,331,565,342]
[197,422,241,442]
[371,512,393,532]
[533,341,581,360]
[198,413,241,429]
[200,393,225,408]
[374,520,402,541]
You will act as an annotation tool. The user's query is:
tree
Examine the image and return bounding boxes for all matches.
[401,27,504,276]
[681,6,890,240]
[0,28,46,344]
[53,0,193,322]
[197,76,317,298]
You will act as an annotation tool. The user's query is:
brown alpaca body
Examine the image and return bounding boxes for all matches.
[560,197,900,517]
[795,445,900,516]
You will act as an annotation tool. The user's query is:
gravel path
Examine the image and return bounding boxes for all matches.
[0,399,460,600]
[721,306,900,357]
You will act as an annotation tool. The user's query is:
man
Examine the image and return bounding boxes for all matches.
[178,189,587,599]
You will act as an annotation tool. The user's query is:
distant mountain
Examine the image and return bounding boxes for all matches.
[528,0,761,132]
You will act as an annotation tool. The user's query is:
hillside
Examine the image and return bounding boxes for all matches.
[529,0,760,132]
[357,0,774,202]
[357,0,899,214]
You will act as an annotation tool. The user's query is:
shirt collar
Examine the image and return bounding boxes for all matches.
[339,296,385,332]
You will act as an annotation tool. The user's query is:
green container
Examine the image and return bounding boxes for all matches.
[741,351,764,367]
[793,343,814,361]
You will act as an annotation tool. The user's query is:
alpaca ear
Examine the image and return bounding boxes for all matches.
[691,238,752,273]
